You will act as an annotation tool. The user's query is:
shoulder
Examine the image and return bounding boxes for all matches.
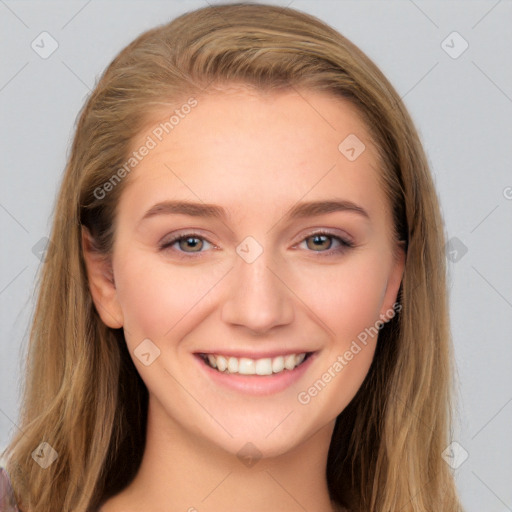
[0,466,20,511]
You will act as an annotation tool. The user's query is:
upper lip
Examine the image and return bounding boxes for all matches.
[195,349,315,359]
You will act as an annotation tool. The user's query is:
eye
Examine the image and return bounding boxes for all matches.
[159,230,354,258]
[159,232,215,256]
[297,231,354,256]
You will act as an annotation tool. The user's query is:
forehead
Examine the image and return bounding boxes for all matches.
[118,88,388,225]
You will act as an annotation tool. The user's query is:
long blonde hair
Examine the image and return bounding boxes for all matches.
[2,3,463,511]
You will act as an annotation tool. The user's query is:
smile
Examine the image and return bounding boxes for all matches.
[199,352,310,375]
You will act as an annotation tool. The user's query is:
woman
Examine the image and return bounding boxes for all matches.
[0,2,464,511]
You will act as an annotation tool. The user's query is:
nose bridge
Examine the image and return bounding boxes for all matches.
[220,237,294,333]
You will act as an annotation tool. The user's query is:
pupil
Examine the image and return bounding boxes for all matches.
[182,237,201,251]
[311,235,330,251]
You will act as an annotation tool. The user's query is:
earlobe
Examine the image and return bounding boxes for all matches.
[380,243,406,321]
[81,227,124,329]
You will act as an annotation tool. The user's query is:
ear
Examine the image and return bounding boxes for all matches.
[81,226,124,329]
[379,242,406,321]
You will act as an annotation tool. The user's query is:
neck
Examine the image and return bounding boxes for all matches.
[105,395,340,512]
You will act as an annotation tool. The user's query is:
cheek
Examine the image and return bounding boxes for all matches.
[293,259,387,416]
[113,251,229,344]
[292,253,390,343]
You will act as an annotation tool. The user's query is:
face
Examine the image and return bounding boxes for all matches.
[84,86,404,459]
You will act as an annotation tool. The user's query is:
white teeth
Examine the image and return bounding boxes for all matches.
[284,354,296,370]
[255,358,273,375]
[271,356,284,373]
[238,358,256,375]
[227,357,238,373]
[203,352,308,375]
[216,355,228,372]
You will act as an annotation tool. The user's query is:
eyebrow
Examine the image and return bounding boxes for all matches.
[139,199,370,224]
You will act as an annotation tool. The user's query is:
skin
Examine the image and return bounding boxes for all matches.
[83,86,405,512]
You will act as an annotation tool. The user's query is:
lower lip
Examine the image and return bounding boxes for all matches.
[194,353,317,396]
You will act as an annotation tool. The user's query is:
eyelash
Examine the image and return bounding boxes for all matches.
[158,230,354,258]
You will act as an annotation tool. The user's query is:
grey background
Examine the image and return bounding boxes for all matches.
[1,1,511,510]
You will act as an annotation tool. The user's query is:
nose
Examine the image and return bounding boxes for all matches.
[220,246,294,334]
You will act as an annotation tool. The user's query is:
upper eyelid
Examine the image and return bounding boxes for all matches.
[298,227,353,245]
